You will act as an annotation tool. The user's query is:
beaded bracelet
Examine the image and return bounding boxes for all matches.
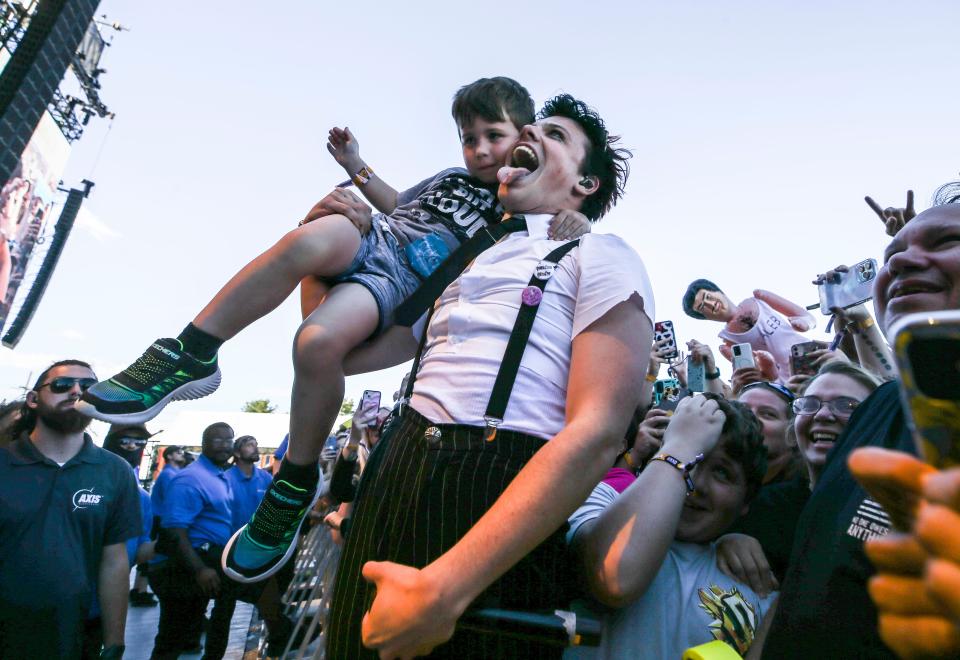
[649,452,705,494]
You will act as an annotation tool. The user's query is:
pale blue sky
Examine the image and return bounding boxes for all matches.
[1,1,958,443]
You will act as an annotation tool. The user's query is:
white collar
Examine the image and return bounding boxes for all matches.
[509,213,553,239]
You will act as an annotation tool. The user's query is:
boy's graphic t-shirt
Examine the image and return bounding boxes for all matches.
[566,482,775,660]
[386,167,503,251]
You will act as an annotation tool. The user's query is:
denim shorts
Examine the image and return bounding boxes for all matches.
[333,219,422,335]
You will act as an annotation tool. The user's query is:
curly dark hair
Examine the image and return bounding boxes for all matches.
[702,393,768,502]
[452,76,535,131]
[682,279,723,320]
[537,94,631,221]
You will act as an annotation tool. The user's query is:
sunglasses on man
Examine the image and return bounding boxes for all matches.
[117,436,149,448]
[36,377,98,394]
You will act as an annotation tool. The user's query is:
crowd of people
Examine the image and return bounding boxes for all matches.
[1,73,960,660]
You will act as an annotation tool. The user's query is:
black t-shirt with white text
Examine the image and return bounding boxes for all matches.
[762,381,914,659]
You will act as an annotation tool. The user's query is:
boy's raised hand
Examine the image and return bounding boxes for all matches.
[548,210,592,240]
[662,394,725,458]
[327,126,362,171]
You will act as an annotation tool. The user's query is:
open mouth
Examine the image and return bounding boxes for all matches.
[511,145,539,170]
[498,144,540,185]
[811,431,838,449]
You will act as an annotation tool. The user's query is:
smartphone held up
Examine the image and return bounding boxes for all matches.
[817,258,878,315]
[891,311,960,468]
[654,321,679,361]
[360,389,382,415]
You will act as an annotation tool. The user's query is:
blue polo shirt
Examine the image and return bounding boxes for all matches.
[226,464,273,532]
[128,466,152,564]
[150,463,180,520]
[0,433,141,659]
[162,454,233,547]
[273,434,289,461]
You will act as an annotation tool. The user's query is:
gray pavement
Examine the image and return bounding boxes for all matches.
[123,595,256,660]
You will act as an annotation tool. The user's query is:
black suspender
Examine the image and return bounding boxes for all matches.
[482,239,580,441]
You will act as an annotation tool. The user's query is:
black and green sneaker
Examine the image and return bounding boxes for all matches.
[222,478,317,583]
[76,338,220,424]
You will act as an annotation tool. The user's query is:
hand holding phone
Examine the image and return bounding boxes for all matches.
[816,259,878,315]
[791,341,829,376]
[654,321,679,361]
[731,343,756,371]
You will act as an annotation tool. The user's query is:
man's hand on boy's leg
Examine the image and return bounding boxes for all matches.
[300,189,372,234]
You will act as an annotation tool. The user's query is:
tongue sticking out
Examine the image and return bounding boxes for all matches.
[498,166,530,185]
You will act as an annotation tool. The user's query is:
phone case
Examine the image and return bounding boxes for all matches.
[687,360,706,392]
[653,378,682,408]
[818,258,878,315]
[654,321,679,360]
[891,311,960,468]
[360,390,382,413]
[731,343,755,371]
[790,341,828,376]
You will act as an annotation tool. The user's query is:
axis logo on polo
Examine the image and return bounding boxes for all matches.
[73,487,103,511]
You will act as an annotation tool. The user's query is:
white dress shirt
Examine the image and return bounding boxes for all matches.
[410,213,655,440]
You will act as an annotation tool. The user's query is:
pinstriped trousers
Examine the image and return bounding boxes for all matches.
[327,408,573,659]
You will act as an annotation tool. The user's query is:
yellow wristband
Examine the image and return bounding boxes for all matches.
[646,373,658,382]
[351,165,374,186]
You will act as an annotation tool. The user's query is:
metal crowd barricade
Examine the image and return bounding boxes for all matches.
[255,521,341,659]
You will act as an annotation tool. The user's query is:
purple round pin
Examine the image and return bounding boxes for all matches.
[522,286,542,306]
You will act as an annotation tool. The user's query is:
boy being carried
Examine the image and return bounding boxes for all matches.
[567,394,774,659]
[78,77,590,582]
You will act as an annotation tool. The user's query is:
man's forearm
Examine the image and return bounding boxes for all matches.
[853,325,896,381]
[575,451,690,607]
[98,543,130,647]
[421,302,650,614]
[424,416,624,614]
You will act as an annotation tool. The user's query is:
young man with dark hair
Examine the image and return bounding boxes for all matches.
[322,94,651,658]
[0,360,140,659]
[79,78,593,584]
[567,394,772,659]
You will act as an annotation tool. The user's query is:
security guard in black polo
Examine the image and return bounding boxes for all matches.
[0,360,141,659]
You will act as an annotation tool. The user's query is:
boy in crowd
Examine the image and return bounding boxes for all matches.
[567,394,774,659]
[78,77,591,582]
